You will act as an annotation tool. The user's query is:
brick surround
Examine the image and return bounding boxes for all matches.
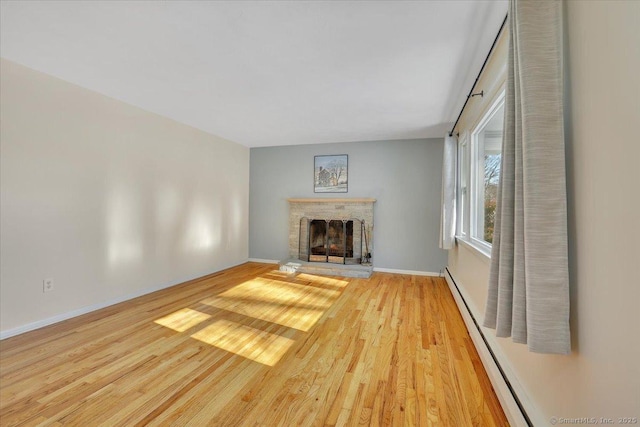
[288,198,375,261]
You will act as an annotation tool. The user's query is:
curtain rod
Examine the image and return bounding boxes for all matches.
[448,13,508,137]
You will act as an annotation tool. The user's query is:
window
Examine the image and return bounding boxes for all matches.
[457,92,504,255]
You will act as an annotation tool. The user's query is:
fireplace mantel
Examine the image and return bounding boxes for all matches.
[288,198,375,262]
[287,198,376,203]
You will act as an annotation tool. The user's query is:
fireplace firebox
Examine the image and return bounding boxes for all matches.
[299,217,363,264]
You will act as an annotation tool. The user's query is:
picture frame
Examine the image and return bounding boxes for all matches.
[314,154,348,193]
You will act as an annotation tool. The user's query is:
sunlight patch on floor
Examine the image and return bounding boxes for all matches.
[154,308,211,332]
[154,273,348,366]
[191,319,294,366]
[200,277,341,332]
[295,273,349,288]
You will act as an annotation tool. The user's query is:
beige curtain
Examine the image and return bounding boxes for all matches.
[483,0,570,354]
[439,134,457,250]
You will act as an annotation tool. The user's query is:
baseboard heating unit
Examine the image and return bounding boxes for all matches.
[444,267,536,427]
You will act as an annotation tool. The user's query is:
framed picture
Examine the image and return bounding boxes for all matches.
[314,154,348,193]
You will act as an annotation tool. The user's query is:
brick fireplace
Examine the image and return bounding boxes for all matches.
[288,198,375,265]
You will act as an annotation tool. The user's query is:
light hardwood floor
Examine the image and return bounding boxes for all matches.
[0,262,508,426]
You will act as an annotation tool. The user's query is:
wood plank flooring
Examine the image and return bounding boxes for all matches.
[0,262,508,426]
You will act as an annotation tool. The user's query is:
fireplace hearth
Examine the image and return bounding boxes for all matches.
[284,199,375,278]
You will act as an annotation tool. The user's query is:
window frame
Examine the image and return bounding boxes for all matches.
[456,89,505,258]
[456,132,470,239]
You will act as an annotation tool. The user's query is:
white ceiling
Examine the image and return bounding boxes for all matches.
[0,1,507,148]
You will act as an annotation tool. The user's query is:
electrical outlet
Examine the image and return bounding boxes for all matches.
[43,278,54,293]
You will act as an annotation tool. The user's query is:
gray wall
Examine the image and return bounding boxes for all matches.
[249,139,447,273]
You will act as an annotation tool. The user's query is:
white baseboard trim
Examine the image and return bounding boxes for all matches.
[0,262,244,341]
[247,258,280,264]
[1,283,174,340]
[444,268,535,427]
[373,267,441,277]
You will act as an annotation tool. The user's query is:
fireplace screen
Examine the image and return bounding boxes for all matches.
[299,217,363,264]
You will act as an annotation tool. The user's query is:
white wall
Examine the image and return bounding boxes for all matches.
[0,59,250,336]
[448,1,640,424]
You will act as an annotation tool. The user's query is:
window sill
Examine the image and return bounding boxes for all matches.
[455,236,491,263]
